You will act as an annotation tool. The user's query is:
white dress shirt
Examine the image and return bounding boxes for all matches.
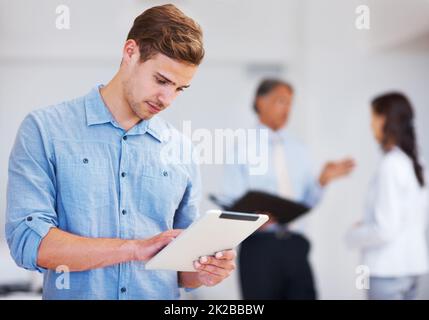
[346,147,429,277]
[272,133,294,199]
[221,124,323,236]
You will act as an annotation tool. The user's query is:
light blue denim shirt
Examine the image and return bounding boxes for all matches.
[5,85,201,299]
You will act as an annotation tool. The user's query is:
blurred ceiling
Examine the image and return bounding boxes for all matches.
[365,0,429,49]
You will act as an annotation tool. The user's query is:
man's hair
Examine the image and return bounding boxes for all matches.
[127,4,204,65]
[253,79,294,113]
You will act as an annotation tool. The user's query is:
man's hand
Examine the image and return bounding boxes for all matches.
[133,229,183,262]
[178,249,237,288]
[319,158,356,186]
[192,249,237,287]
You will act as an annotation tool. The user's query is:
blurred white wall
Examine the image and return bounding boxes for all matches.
[1,0,428,299]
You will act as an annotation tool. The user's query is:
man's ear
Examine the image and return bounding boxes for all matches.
[255,96,264,113]
[122,39,139,64]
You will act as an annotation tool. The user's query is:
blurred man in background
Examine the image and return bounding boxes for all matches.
[221,79,355,299]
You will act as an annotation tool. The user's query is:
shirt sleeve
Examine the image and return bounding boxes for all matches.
[5,112,58,273]
[345,160,403,249]
[173,159,202,230]
[302,178,324,208]
[301,148,324,208]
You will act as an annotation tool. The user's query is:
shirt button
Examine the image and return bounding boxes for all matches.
[123,136,127,141]
[26,216,33,222]
[121,172,126,178]
[83,158,89,164]
[122,209,127,215]
[163,171,168,177]
[121,287,127,293]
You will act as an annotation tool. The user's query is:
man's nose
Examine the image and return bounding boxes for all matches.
[158,88,177,108]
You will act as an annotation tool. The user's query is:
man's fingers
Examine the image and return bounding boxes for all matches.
[214,250,236,260]
[331,159,355,175]
[157,229,182,242]
[339,158,356,167]
[194,250,237,271]
[152,236,174,251]
[163,229,183,237]
[194,261,232,277]
[342,163,356,174]
[198,258,236,272]
[152,229,182,248]
[192,250,237,286]
[343,161,356,169]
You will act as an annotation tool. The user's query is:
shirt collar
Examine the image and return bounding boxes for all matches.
[85,85,114,126]
[256,121,289,142]
[84,85,165,143]
[129,115,166,143]
[146,116,166,143]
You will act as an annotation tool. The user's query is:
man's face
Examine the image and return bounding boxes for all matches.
[122,48,198,120]
[257,85,293,131]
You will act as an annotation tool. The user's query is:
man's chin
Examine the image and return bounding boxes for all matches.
[139,112,155,120]
[134,109,155,121]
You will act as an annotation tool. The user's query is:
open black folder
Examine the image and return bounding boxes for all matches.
[210,191,311,225]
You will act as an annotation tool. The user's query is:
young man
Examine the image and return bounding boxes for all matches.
[6,4,235,299]
[222,79,355,299]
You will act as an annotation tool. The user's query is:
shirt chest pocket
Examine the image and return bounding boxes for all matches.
[137,165,188,223]
[57,154,112,213]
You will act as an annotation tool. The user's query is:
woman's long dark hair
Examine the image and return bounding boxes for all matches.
[372,92,425,187]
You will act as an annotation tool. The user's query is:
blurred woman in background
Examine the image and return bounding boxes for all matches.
[346,92,429,300]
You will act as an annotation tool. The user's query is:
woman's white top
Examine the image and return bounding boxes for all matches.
[346,147,429,277]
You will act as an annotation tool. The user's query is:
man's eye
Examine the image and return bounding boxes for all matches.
[177,88,184,92]
[156,78,167,85]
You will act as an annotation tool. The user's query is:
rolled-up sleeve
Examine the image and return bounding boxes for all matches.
[5,112,58,272]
